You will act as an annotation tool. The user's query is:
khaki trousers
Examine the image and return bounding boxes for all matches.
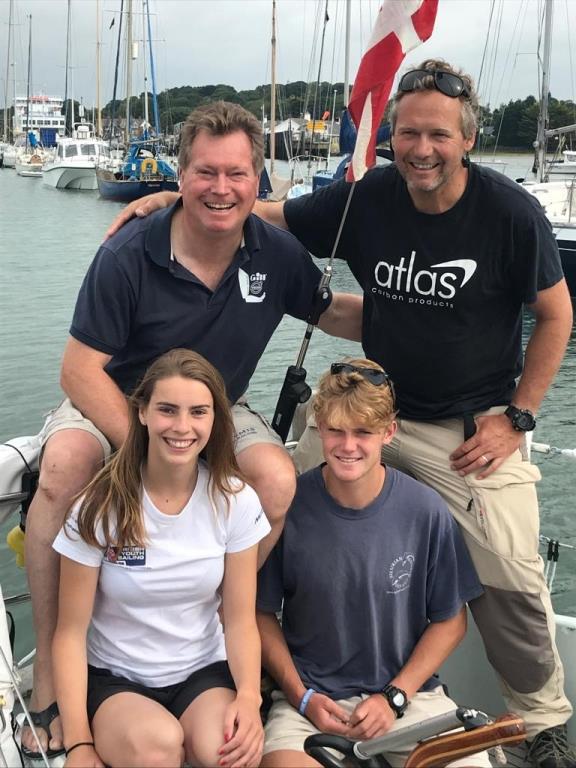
[292,407,573,737]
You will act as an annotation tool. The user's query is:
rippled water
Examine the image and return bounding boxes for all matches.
[0,155,574,661]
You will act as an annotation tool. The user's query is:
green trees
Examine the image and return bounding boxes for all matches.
[97,82,575,150]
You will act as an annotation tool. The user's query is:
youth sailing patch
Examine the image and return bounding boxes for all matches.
[238,268,267,303]
[105,545,147,566]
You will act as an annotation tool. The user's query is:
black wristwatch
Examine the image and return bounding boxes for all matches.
[504,405,536,432]
[381,684,408,718]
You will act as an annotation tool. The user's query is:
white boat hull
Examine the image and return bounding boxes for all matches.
[43,163,97,190]
[15,161,42,177]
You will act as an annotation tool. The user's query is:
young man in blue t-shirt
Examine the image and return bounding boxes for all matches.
[256,359,489,768]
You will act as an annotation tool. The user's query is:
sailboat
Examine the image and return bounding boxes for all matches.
[43,1,110,190]
[96,0,178,202]
[14,15,52,178]
[520,0,576,298]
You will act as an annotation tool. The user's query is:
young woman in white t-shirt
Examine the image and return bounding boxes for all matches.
[52,349,270,768]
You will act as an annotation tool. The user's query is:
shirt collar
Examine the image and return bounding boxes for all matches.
[145,197,261,268]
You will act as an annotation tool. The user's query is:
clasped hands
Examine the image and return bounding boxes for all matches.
[306,691,397,741]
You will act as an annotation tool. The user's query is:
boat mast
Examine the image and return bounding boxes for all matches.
[125,0,133,144]
[535,0,553,182]
[96,0,102,135]
[24,15,32,152]
[142,0,149,129]
[344,0,351,107]
[145,0,160,135]
[270,0,277,175]
[3,0,13,142]
[64,0,71,133]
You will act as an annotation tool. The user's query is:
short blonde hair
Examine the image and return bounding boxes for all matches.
[313,358,396,432]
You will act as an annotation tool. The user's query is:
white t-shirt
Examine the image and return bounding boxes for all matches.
[53,461,270,687]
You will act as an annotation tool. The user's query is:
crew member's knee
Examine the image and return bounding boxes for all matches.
[121,720,184,768]
[35,431,105,508]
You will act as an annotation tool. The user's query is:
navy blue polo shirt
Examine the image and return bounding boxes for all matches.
[70,201,327,401]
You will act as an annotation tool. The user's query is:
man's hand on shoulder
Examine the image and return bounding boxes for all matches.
[347,694,396,740]
[105,191,181,239]
[449,413,523,479]
[305,693,350,736]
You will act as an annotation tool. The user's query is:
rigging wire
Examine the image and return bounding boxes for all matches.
[561,0,576,124]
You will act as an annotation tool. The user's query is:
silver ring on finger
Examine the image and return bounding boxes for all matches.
[481,454,489,465]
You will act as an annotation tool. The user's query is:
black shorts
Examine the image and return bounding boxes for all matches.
[87,660,236,721]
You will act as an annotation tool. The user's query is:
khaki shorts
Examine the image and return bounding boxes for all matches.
[39,397,282,459]
[40,398,112,458]
[264,687,491,767]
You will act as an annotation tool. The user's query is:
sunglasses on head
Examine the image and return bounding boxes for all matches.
[399,69,470,99]
[330,362,391,387]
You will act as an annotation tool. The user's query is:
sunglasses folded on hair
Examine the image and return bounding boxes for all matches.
[399,69,470,99]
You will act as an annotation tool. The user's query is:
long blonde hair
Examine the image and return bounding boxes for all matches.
[74,349,244,550]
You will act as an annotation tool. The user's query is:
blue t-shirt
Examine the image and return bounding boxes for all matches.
[70,200,328,401]
[257,466,483,699]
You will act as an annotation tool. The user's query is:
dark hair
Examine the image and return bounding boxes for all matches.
[178,100,264,173]
[390,58,478,140]
[74,349,244,549]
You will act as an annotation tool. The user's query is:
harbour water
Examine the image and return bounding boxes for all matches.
[0,154,575,663]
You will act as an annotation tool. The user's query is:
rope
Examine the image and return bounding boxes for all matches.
[531,441,576,459]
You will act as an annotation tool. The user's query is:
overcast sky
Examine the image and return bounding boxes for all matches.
[2,0,575,111]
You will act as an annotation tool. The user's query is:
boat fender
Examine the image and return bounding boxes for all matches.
[6,526,25,568]
[0,435,41,526]
[141,158,157,175]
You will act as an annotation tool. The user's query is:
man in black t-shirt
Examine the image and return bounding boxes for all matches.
[107,62,574,767]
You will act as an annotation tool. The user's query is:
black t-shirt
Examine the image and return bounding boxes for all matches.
[285,164,564,419]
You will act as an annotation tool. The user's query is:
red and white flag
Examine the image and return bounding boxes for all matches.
[346,0,438,182]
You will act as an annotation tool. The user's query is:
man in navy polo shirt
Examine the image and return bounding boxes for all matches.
[21,101,362,759]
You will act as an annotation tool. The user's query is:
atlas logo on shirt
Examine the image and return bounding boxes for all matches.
[372,252,477,303]
[238,269,267,303]
[387,552,415,594]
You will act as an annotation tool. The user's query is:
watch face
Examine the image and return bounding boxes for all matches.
[516,412,535,430]
[392,692,406,707]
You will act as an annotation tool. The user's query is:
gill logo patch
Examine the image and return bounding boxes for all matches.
[239,269,267,303]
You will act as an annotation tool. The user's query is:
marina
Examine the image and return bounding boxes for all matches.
[1,0,576,762]
[1,150,575,766]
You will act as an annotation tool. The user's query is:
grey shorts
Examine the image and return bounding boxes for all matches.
[40,397,282,458]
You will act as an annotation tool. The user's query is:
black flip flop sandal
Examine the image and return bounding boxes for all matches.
[20,701,66,759]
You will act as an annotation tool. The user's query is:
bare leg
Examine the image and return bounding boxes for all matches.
[93,692,184,767]
[236,443,296,568]
[179,687,236,767]
[22,429,104,754]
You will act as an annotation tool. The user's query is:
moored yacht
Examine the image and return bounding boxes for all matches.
[42,123,110,191]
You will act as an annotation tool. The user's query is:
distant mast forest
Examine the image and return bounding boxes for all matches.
[2,79,575,152]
